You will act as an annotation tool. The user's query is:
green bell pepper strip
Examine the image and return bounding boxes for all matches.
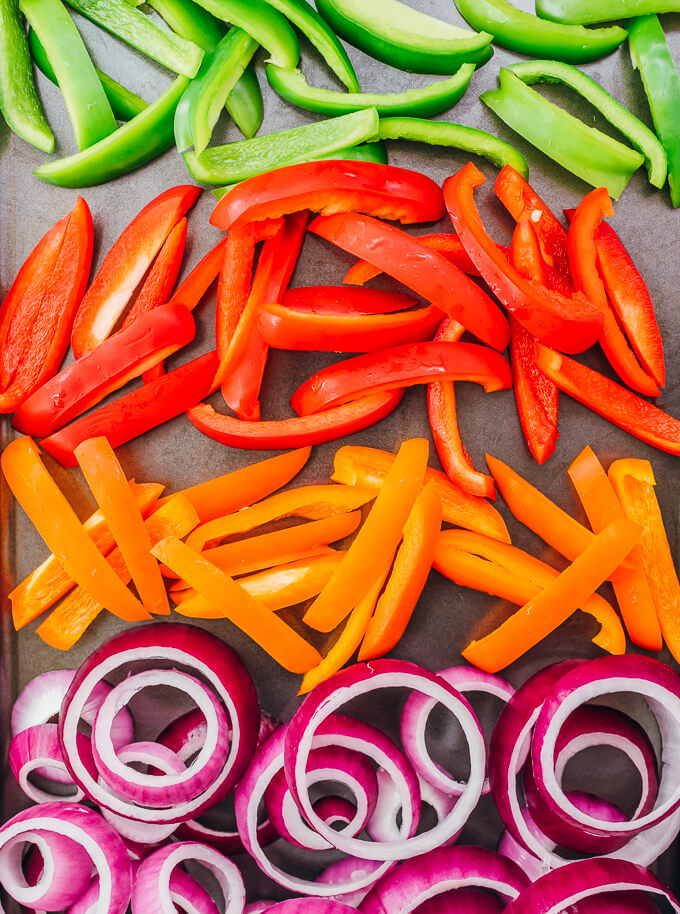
[147,0,224,50]
[452,0,627,64]
[63,0,204,77]
[481,69,645,199]
[0,0,53,152]
[226,62,263,137]
[190,0,299,69]
[629,15,680,207]
[183,107,379,184]
[34,76,188,187]
[21,0,118,149]
[260,0,359,91]
[28,27,147,121]
[510,59,666,189]
[376,116,528,177]
[265,63,474,118]
[314,0,493,75]
[536,0,680,24]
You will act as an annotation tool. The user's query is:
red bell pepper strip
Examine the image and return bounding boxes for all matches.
[427,317,496,499]
[567,188,660,397]
[310,212,510,351]
[282,286,418,315]
[534,343,680,455]
[13,303,196,438]
[167,238,227,311]
[443,162,603,353]
[41,350,219,468]
[343,233,479,286]
[187,389,405,449]
[210,160,445,230]
[0,198,93,413]
[122,218,187,330]
[291,341,513,416]
[71,185,201,357]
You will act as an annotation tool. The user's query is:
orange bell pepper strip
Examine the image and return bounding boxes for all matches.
[568,447,661,651]
[152,537,322,674]
[186,484,375,553]
[434,530,626,655]
[303,438,429,633]
[36,495,199,651]
[10,480,163,630]
[1,437,149,622]
[359,480,442,660]
[462,517,640,672]
[332,445,510,543]
[74,437,169,616]
[608,458,680,663]
[343,233,479,286]
[162,447,311,524]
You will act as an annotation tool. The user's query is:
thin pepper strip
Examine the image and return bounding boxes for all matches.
[1,437,149,622]
[168,239,227,311]
[284,286,418,314]
[537,0,680,25]
[343,233,478,286]
[226,61,263,137]
[172,546,335,593]
[123,219,187,331]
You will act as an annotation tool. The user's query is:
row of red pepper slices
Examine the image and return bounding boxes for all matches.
[1,159,678,504]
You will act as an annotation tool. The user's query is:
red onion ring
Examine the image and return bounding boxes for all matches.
[366,770,458,845]
[9,726,96,803]
[0,830,93,910]
[244,903,275,914]
[67,866,220,914]
[414,889,504,913]
[573,891,662,913]
[266,902,356,913]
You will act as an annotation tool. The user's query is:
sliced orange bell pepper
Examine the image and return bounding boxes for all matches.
[1,437,148,622]
[186,484,375,553]
[462,517,639,672]
[359,481,442,660]
[332,445,509,543]
[10,480,163,629]
[303,438,429,633]
[434,530,625,655]
[36,495,199,651]
[608,458,680,663]
[152,537,321,674]
[74,437,169,616]
[568,447,661,651]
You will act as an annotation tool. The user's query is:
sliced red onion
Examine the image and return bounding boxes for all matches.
[9,726,96,803]
[265,902,356,913]
[366,770,458,845]
[285,661,485,860]
[573,891,662,913]
[131,842,245,914]
[69,867,221,914]
[414,889,504,913]
[59,624,259,824]
[312,796,358,828]
[244,903,275,914]
[497,823,546,884]
[0,830,93,910]
[358,846,530,914]
[401,667,514,797]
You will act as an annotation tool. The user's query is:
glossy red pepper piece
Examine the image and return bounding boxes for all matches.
[71,185,201,357]
[0,198,93,413]
[443,162,602,353]
[14,303,195,438]
[343,232,479,286]
[167,238,227,311]
[210,160,445,230]
[123,218,187,330]
[310,211,510,351]
[282,286,417,314]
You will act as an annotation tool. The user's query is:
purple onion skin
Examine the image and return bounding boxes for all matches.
[414,889,504,914]
[265,901,357,913]
[572,891,662,913]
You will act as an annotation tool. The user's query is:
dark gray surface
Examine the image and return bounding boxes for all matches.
[1,0,680,901]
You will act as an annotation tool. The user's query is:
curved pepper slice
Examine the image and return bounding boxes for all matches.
[190,0,298,68]
[227,61,263,137]
[282,286,418,314]
[291,341,512,416]
[536,0,680,24]
[343,233,478,287]
[122,218,188,331]
[210,160,445,230]
[443,162,603,353]
[310,212,510,351]
[168,239,227,311]
[1,437,149,622]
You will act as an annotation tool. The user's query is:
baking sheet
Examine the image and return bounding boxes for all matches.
[2,0,680,900]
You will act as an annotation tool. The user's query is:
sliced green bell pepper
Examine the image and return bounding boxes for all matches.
[481,68,645,199]
[453,0,627,63]
[63,0,204,77]
[536,0,680,24]
[314,0,493,74]
[21,0,118,149]
[0,0,53,152]
[376,115,528,177]
[147,0,224,50]
[227,62,263,137]
[190,0,299,69]
[183,107,379,184]
[629,14,680,207]
[266,63,474,118]
[34,76,188,187]
[510,59,666,188]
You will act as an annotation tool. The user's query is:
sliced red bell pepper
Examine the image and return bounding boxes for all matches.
[71,185,201,357]
[0,198,93,413]
[443,162,603,353]
[343,232,479,286]
[427,317,496,499]
[282,286,418,315]
[567,188,660,397]
[187,389,405,449]
[122,217,187,329]
[210,160,445,230]
[291,341,512,416]
[41,350,218,467]
[167,238,227,311]
[13,303,195,438]
[534,344,680,455]
[310,211,510,351]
